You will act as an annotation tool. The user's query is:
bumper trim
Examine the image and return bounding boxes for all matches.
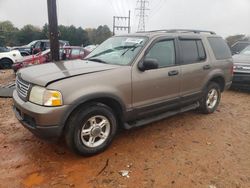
[13,90,69,139]
[13,105,62,139]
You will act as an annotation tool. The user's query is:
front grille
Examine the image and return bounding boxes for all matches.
[16,76,31,99]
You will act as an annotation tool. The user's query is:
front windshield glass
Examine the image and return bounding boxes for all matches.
[240,45,250,55]
[86,36,147,65]
[27,41,37,47]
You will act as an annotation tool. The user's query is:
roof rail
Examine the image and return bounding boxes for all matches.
[139,29,216,35]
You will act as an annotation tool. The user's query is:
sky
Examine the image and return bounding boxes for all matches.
[0,0,249,37]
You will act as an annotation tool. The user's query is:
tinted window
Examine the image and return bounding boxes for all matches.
[45,42,50,48]
[240,45,250,55]
[71,49,80,56]
[197,40,206,59]
[34,42,41,49]
[146,40,175,68]
[208,37,232,60]
[0,47,10,53]
[180,40,199,64]
[231,43,250,54]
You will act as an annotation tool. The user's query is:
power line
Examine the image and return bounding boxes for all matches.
[113,10,131,35]
[136,0,150,32]
[149,0,167,22]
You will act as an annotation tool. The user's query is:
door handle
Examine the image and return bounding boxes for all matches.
[168,70,179,76]
[203,64,211,70]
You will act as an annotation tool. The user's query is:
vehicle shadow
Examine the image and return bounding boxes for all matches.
[230,87,250,94]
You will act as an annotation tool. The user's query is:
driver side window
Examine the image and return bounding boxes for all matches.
[146,40,176,68]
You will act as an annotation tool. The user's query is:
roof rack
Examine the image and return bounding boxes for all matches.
[138,29,216,35]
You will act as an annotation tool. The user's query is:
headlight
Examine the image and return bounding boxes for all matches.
[29,86,63,106]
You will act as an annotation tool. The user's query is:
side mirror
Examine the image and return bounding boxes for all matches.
[138,58,159,71]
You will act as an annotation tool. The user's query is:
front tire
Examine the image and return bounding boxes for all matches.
[199,82,221,114]
[0,59,13,69]
[65,103,118,156]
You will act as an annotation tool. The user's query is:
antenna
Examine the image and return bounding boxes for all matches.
[136,0,149,32]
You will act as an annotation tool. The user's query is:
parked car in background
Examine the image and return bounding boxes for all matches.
[0,47,23,69]
[231,41,250,55]
[12,40,70,56]
[12,46,90,72]
[0,46,10,53]
[13,29,233,155]
[232,45,250,88]
[84,44,98,52]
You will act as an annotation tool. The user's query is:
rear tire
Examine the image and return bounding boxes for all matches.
[65,103,118,156]
[0,59,13,69]
[199,82,221,114]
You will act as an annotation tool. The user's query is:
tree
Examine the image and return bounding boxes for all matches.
[41,23,49,39]
[225,34,249,47]
[17,25,43,45]
[0,21,112,47]
[86,25,112,45]
[58,25,89,46]
[0,21,19,46]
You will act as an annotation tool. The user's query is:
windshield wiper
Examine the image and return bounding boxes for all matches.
[121,44,143,56]
[87,58,108,64]
[87,49,114,59]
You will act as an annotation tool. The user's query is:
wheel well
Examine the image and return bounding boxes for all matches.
[209,76,225,91]
[0,57,13,63]
[64,97,124,131]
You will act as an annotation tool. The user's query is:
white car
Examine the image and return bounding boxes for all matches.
[0,47,23,69]
[84,45,98,52]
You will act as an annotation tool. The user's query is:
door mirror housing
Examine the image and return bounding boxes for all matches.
[138,58,159,71]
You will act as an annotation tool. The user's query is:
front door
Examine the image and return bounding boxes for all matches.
[132,38,181,117]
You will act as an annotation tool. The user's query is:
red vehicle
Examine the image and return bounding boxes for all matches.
[12,46,90,72]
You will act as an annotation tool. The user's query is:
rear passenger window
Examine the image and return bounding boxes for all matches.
[197,40,206,59]
[208,37,232,60]
[146,40,175,68]
[180,39,206,64]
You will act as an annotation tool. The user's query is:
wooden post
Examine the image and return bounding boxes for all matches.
[47,0,59,61]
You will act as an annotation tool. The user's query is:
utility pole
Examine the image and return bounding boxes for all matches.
[112,10,131,36]
[47,0,59,61]
[136,0,149,32]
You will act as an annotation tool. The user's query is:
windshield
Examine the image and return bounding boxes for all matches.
[0,47,10,53]
[240,45,250,55]
[86,36,147,65]
[27,41,37,47]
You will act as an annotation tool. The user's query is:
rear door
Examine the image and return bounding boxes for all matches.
[132,38,181,117]
[178,37,210,103]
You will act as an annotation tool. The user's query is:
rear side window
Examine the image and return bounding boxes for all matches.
[208,37,231,60]
[180,39,206,64]
[71,49,80,56]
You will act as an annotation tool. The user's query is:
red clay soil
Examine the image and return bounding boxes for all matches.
[0,70,250,188]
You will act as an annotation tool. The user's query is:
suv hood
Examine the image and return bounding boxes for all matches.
[19,60,120,86]
[233,54,250,64]
[233,54,250,73]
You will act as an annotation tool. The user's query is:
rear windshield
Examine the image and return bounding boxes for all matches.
[231,42,250,54]
[208,37,232,60]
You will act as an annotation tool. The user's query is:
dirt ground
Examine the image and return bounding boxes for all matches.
[0,70,250,188]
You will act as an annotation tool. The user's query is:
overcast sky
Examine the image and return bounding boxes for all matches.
[0,0,249,37]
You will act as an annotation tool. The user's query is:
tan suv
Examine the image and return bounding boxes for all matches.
[13,29,233,155]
